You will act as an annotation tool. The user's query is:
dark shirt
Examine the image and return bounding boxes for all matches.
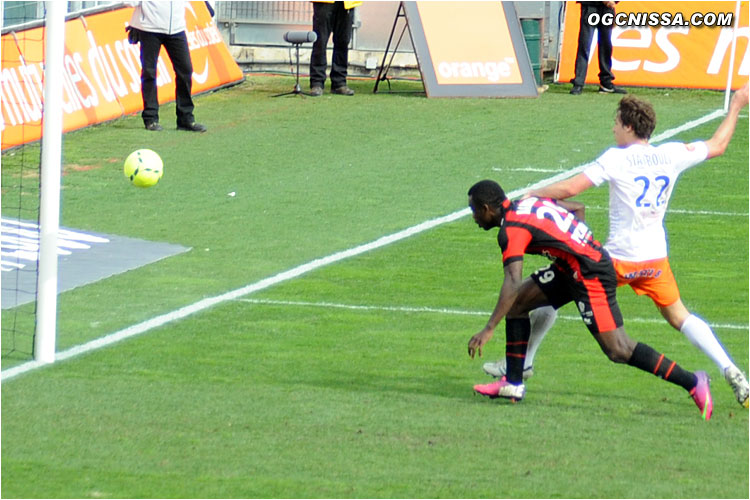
[498,197,605,278]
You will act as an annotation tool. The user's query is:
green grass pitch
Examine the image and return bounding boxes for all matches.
[1,76,748,498]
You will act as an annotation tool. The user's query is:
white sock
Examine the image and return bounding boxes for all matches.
[524,306,557,369]
[680,314,733,372]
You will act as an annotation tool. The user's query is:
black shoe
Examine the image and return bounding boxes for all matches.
[570,85,583,95]
[177,122,207,132]
[599,84,627,94]
[332,85,354,96]
[145,122,163,131]
[310,86,323,97]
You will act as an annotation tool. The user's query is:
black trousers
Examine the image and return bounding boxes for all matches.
[309,2,353,89]
[572,3,615,87]
[139,30,195,126]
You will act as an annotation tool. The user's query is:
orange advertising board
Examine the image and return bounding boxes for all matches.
[557,1,749,89]
[1,1,243,150]
[402,2,538,97]
[416,2,523,85]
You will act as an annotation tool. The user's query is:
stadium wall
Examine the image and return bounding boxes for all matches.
[216,1,562,79]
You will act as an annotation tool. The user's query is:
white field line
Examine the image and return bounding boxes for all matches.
[665,208,747,217]
[586,205,748,217]
[490,109,727,176]
[237,298,748,331]
[0,109,729,382]
[651,109,725,143]
[492,167,566,173]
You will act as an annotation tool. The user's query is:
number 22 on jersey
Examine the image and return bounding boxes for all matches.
[634,175,671,208]
[516,198,592,245]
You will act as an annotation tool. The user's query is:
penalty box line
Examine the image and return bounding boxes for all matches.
[237,298,749,331]
[0,109,727,383]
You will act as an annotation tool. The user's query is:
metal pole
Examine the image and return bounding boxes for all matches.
[723,0,741,112]
[34,1,67,364]
[374,2,405,93]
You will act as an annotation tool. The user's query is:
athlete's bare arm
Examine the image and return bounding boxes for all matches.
[527,172,594,201]
[468,259,524,359]
[704,82,749,159]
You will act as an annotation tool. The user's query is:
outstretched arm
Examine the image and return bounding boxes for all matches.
[467,259,524,359]
[704,82,749,159]
[527,172,594,201]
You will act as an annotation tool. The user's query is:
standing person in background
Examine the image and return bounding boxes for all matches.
[309,1,362,97]
[570,1,626,95]
[127,1,207,132]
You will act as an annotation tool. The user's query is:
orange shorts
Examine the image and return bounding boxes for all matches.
[612,257,681,308]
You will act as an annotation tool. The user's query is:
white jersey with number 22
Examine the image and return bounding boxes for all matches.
[583,141,709,262]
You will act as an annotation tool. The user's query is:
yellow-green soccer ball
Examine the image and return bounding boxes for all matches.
[124,149,163,188]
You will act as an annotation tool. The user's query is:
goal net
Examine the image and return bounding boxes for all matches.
[2,1,67,365]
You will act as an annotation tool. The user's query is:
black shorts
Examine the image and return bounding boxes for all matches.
[530,261,623,335]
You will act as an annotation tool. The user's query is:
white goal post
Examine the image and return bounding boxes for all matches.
[33,1,67,363]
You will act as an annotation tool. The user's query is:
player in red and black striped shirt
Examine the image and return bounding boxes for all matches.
[466,179,712,419]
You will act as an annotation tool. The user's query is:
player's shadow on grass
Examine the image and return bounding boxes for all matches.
[297,369,473,401]
[295,366,701,419]
[523,384,699,419]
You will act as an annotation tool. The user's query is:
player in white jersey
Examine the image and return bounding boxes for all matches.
[483,83,750,408]
[586,141,708,262]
